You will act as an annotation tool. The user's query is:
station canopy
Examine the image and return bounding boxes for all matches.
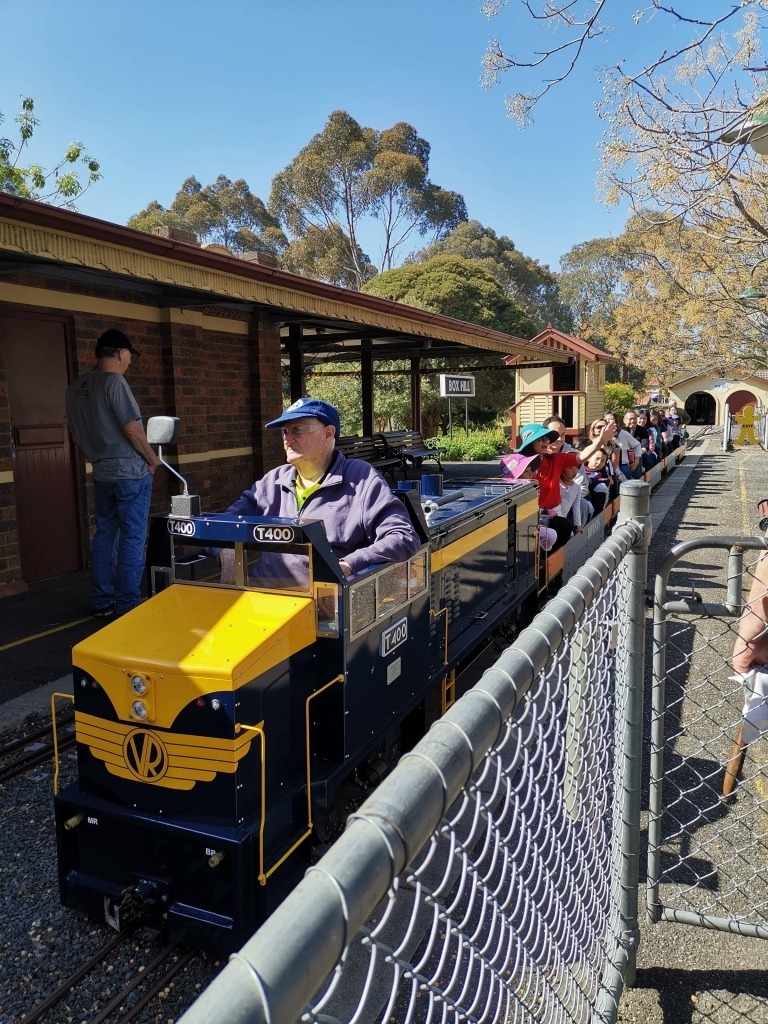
[0,193,566,369]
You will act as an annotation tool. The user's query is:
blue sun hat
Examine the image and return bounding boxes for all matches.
[265,398,341,436]
[516,423,560,455]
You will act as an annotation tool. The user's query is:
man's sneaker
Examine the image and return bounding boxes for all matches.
[91,605,115,618]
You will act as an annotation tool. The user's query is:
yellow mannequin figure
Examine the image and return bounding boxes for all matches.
[734,405,763,446]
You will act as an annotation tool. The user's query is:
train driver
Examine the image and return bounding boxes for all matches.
[218,398,421,588]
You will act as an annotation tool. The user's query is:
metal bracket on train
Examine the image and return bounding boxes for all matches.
[104,879,166,932]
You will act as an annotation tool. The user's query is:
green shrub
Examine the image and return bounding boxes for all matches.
[428,433,464,460]
[603,383,637,418]
[427,428,507,461]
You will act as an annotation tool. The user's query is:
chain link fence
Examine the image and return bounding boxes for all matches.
[649,536,768,940]
[180,485,651,1024]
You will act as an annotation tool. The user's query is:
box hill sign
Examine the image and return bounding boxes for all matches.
[439,374,475,398]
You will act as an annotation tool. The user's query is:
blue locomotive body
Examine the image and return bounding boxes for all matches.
[55,477,542,951]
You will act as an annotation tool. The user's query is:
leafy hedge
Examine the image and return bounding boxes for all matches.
[426,427,508,461]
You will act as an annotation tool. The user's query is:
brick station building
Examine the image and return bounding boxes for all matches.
[0,194,559,594]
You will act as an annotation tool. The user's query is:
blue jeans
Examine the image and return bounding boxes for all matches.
[91,475,153,613]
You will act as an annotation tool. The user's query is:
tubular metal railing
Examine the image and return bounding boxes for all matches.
[649,536,768,941]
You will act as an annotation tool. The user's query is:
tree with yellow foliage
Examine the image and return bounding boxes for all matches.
[561,216,768,389]
[482,3,768,269]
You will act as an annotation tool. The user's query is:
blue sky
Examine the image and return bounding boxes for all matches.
[1,0,664,271]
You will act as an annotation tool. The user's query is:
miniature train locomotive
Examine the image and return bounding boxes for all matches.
[54,470,542,953]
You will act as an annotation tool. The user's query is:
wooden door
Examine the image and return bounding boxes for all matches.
[2,314,82,582]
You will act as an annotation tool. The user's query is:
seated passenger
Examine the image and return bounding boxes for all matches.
[589,418,624,486]
[219,398,421,587]
[605,411,643,479]
[648,409,670,458]
[543,416,593,523]
[623,409,657,473]
[583,447,613,513]
[667,400,690,428]
[635,410,657,460]
[513,419,617,551]
[664,408,683,449]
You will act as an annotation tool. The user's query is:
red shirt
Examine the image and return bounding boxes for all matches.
[536,451,580,510]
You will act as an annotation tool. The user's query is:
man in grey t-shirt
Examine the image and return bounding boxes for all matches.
[66,329,158,616]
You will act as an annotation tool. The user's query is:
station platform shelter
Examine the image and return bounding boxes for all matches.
[0,193,565,595]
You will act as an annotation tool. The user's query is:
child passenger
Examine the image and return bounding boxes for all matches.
[499,451,558,552]
[506,421,616,550]
[501,416,617,549]
[584,447,613,513]
[514,420,617,520]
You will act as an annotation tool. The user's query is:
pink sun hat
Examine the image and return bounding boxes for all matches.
[500,452,540,480]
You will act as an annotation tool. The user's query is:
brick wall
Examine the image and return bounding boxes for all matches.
[0,321,19,591]
[0,285,283,589]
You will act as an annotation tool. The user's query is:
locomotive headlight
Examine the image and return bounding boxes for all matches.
[130,675,147,695]
[131,700,148,719]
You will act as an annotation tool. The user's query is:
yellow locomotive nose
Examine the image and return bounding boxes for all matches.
[72,585,317,729]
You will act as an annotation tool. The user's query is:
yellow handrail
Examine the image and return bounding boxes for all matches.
[236,671,345,887]
[235,721,267,884]
[305,674,345,830]
[51,692,75,795]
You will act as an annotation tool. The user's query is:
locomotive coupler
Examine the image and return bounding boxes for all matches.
[104,878,167,932]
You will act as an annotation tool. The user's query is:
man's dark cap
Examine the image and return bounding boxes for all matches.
[95,329,140,357]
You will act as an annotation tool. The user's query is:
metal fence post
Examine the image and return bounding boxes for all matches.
[613,482,651,991]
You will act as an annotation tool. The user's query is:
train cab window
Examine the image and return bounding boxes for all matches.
[315,582,340,637]
[409,551,428,598]
[168,532,316,595]
[350,578,377,635]
[242,541,314,594]
[169,540,222,585]
[378,562,409,618]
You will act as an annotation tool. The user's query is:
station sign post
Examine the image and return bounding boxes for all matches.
[439,374,475,439]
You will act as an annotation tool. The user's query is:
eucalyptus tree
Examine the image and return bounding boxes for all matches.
[0,97,100,206]
[128,174,286,256]
[362,255,536,430]
[269,110,467,288]
[417,219,573,331]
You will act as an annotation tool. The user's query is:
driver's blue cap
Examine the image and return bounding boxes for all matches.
[265,398,341,437]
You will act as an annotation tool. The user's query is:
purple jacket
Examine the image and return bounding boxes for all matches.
[225,451,421,585]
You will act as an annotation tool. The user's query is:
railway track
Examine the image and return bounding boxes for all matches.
[0,716,75,784]
[18,933,198,1024]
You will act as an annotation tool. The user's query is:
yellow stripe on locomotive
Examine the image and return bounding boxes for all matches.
[74,711,254,790]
